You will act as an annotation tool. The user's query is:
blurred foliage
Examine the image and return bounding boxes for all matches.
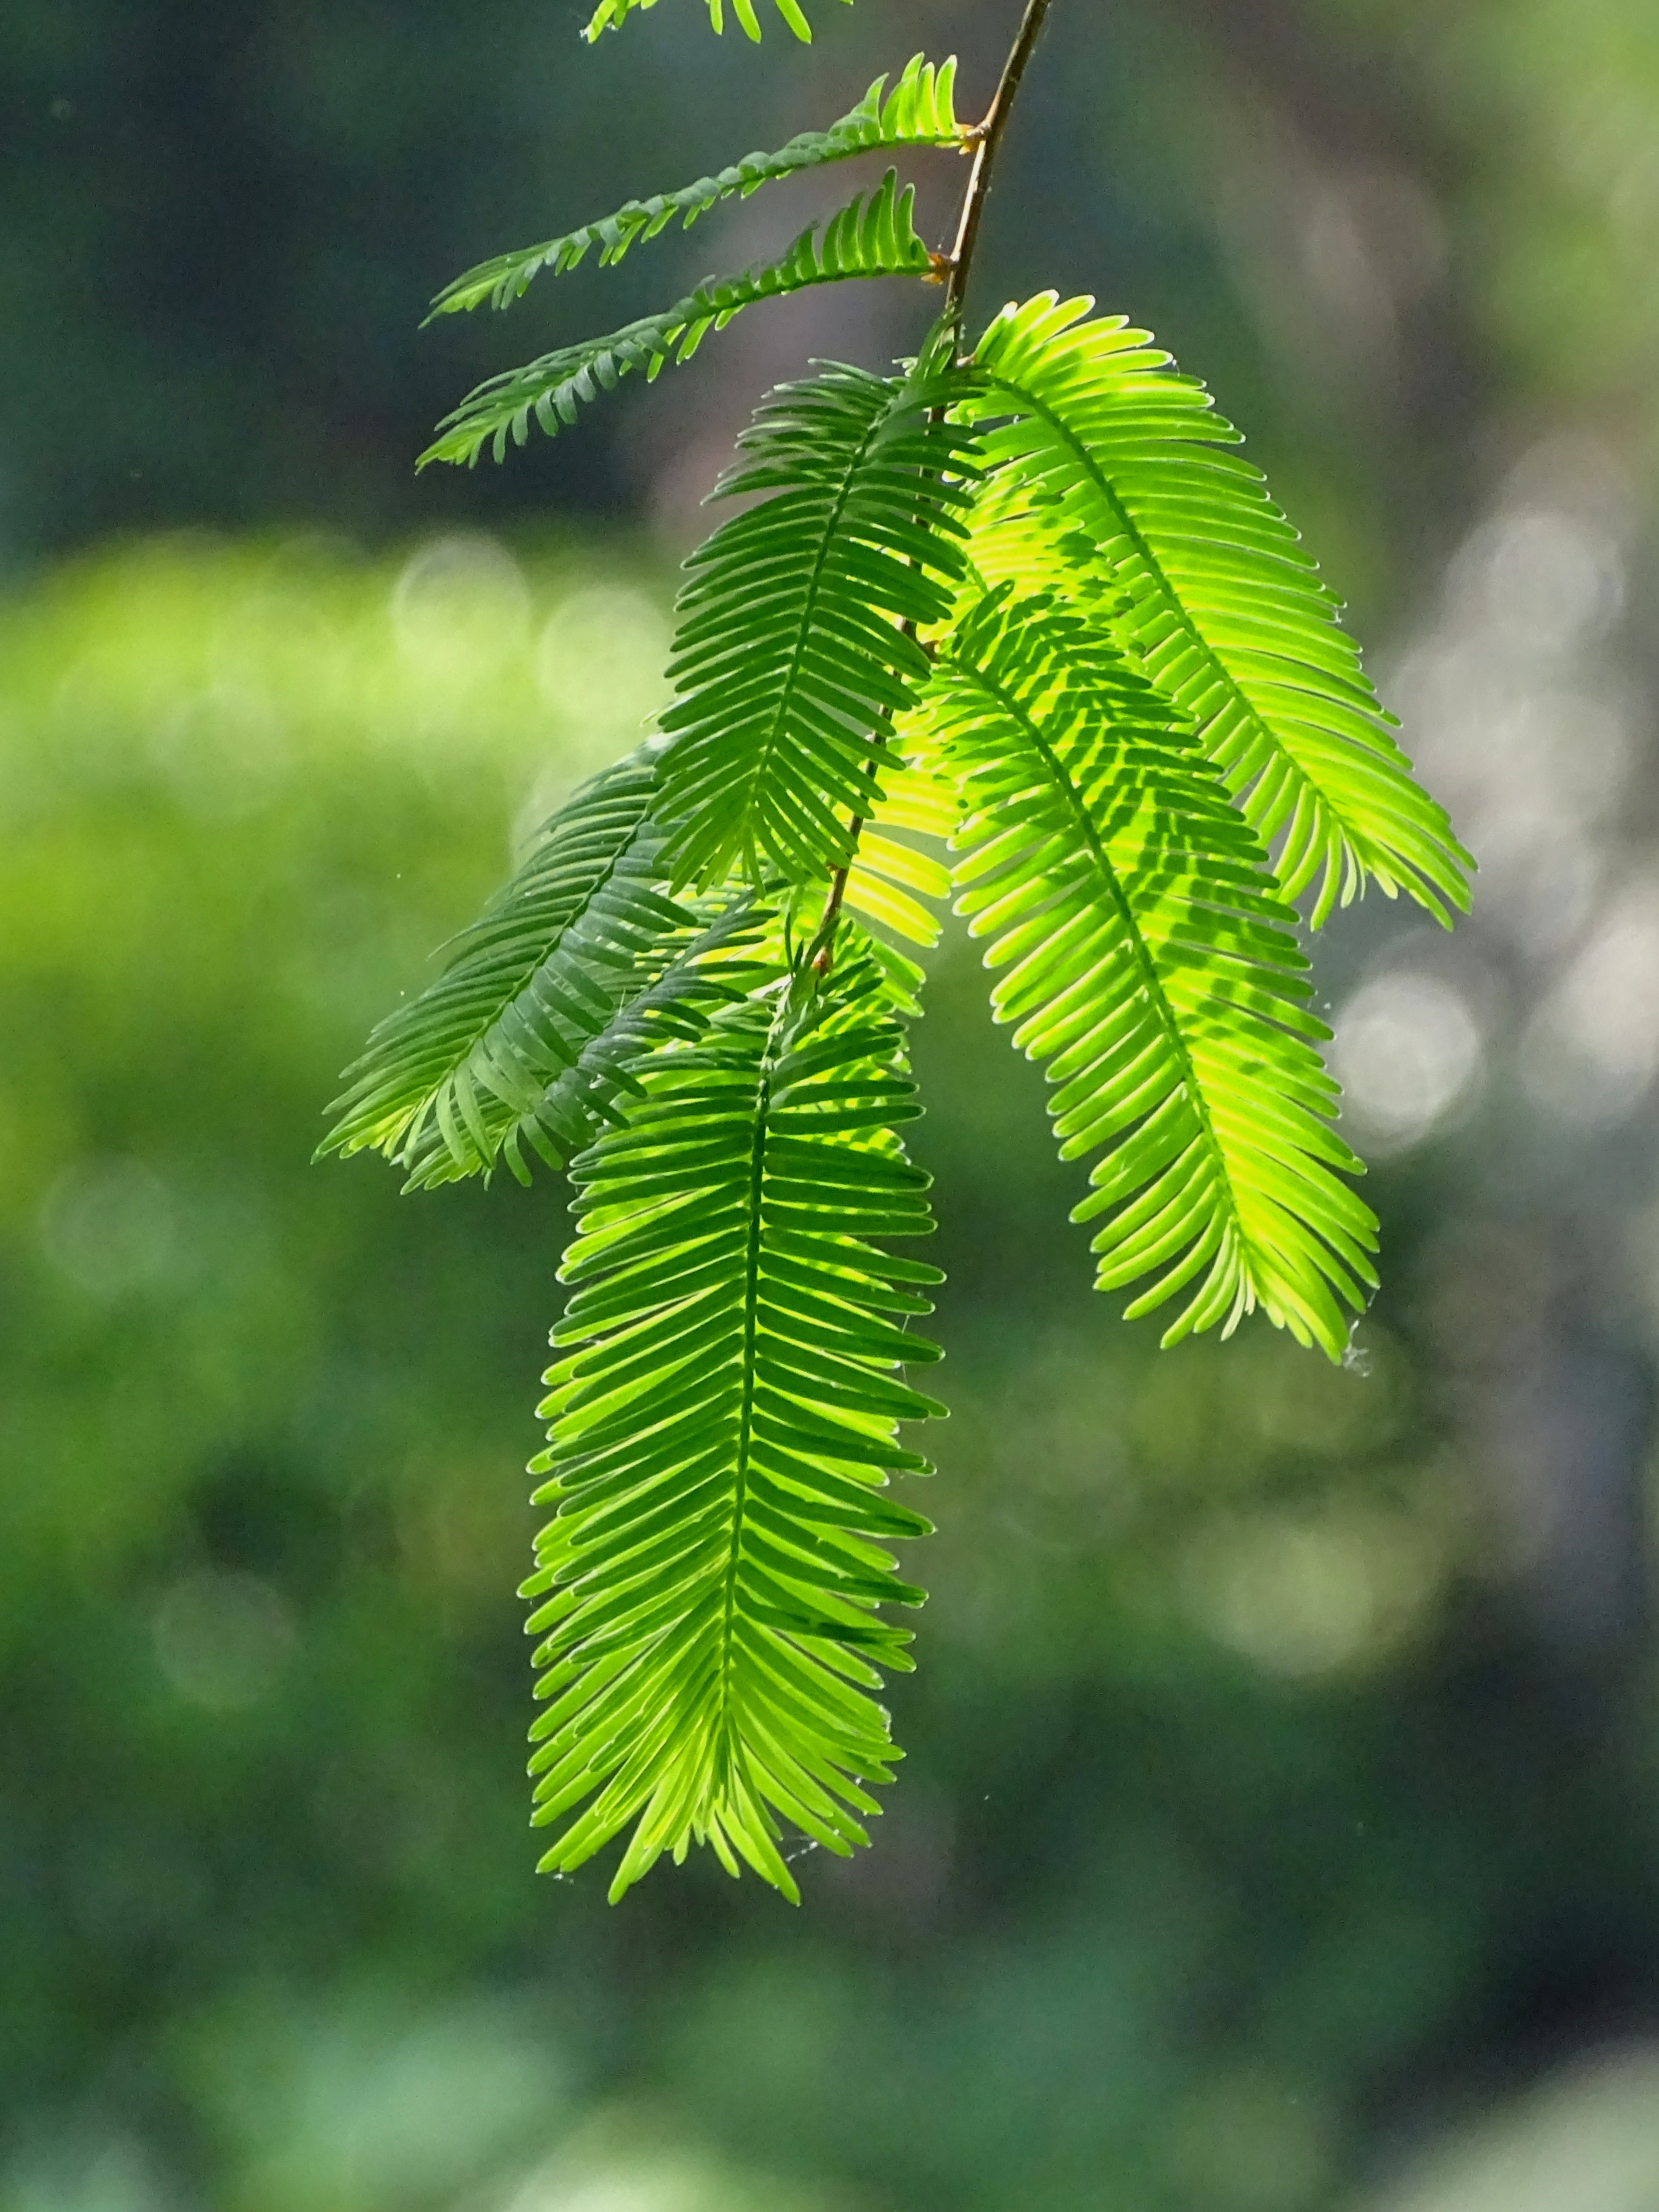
[4,536,1659,2211]
[8,0,1659,2202]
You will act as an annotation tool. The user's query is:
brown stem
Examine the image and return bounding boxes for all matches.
[943,0,1057,341]
[809,0,1058,980]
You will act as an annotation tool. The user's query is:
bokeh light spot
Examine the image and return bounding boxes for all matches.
[391,534,532,680]
[152,1570,295,1710]
[1334,973,1483,1152]
[38,1158,180,1300]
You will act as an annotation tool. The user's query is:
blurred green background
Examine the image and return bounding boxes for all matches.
[7,2,1659,2207]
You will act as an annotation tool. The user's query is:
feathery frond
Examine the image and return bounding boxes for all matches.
[585,0,849,42]
[317,750,766,1189]
[430,58,963,317]
[420,172,934,469]
[324,0,1474,1901]
[910,585,1379,1359]
[523,940,942,1901]
[963,293,1473,927]
[655,362,977,889]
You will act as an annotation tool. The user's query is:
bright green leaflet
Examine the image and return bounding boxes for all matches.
[524,942,941,1900]
[963,293,1474,927]
[429,58,962,317]
[908,585,1378,1359]
[421,170,932,468]
[318,749,774,1190]
[655,362,978,889]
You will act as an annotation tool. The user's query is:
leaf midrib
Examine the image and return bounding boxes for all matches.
[951,635,1253,1271]
[978,368,1357,865]
[733,389,897,877]
[410,818,649,1163]
[439,64,958,312]
[514,119,957,293]
[714,1003,782,1777]
[455,239,925,460]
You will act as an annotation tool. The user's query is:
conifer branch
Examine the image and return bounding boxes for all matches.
[325,0,1465,1903]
